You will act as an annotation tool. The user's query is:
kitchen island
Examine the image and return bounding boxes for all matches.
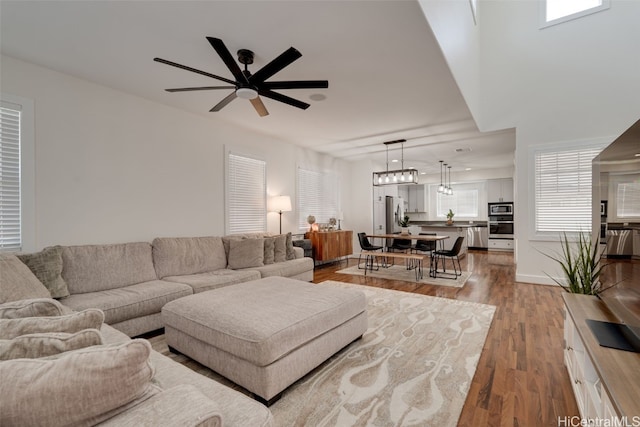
[409,222,489,253]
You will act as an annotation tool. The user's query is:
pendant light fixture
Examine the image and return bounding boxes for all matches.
[447,165,454,195]
[372,139,418,186]
[438,161,445,193]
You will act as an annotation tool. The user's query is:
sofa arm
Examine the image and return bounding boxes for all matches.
[292,239,312,258]
[98,384,222,427]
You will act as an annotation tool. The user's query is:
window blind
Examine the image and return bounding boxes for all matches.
[434,185,480,218]
[0,105,21,251]
[296,167,339,230]
[227,153,266,234]
[534,146,601,233]
[617,180,640,218]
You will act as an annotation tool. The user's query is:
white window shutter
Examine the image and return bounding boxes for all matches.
[227,153,266,234]
[297,167,339,230]
[0,105,21,251]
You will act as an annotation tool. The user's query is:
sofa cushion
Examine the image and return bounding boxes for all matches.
[0,254,51,303]
[163,269,261,294]
[273,234,287,262]
[0,298,71,319]
[60,280,192,325]
[98,384,223,427]
[0,339,157,427]
[285,232,296,260]
[0,309,104,340]
[17,246,69,299]
[152,237,227,279]
[227,238,264,269]
[263,237,275,265]
[241,257,315,279]
[0,329,103,360]
[62,242,157,294]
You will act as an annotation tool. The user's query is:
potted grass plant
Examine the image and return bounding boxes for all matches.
[399,215,410,235]
[543,232,610,294]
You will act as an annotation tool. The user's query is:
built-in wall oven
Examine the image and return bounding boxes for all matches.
[488,203,514,239]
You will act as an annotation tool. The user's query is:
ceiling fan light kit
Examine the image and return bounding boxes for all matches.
[154,37,328,117]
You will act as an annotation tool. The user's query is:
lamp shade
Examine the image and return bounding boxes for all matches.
[269,195,292,213]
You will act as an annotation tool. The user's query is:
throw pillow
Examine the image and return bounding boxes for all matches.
[0,254,51,304]
[263,237,275,265]
[17,246,70,299]
[98,384,223,427]
[227,238,264,269]
[0,339,157,427]
[273,234,287,263]
[0,328,103,360]
[0,298,71,319]
[0,309,105,340]
[285,232,295,260]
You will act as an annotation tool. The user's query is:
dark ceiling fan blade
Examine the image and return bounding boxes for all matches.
[258,89,309,110]
[166,86,235,92]
[154,57,236,85]
[206,37,249,86]
[210,91,237,112]
[250,47,302,84]
[261,80,329,90]
[250,97,269,117]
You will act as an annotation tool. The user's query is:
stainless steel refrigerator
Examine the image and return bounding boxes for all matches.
[385,196,404,235]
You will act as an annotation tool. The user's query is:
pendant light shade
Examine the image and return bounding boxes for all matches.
[437,161,445,193]
[372,139,418,186]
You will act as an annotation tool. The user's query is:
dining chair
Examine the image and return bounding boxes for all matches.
[432,236,465,279]
[357,232,383,270]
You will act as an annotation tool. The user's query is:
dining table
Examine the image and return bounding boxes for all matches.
[365,233,450,278]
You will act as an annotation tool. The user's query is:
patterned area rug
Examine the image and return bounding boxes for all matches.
[269,281,496,427]
[336,264,471,288]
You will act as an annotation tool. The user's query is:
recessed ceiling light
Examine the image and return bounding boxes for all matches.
[455,147,472,153]
[420,172,426,175]
[391,159,399,163]
[465,168,472,171]
[309,94,326,101]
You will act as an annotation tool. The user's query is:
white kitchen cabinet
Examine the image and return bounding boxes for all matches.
[407,185,426,213]
[488,239,514,250]
[487,178,513,203]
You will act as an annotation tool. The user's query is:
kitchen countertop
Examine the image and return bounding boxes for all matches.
[411,222,487,228]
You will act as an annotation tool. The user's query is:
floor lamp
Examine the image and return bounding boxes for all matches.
[269,195,292,234]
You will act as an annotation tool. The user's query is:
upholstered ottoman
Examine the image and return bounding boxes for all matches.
[161,276,367,405]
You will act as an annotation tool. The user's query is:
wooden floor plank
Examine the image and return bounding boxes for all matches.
[313,250,582,425]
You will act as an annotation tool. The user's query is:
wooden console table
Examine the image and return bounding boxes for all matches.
[562,293,640,419]
[305,230,353,263]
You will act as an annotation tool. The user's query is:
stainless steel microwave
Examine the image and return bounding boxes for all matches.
[489,203,513,216]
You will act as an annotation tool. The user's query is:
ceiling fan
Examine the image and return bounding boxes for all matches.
[154,37,329,117]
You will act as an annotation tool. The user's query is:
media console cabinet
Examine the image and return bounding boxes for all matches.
[562,293,640,420]
[305,230,353,264]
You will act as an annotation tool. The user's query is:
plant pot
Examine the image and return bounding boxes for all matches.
[401,227,410,235]
[446,219,454,226]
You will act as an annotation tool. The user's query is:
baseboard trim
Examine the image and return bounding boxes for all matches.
[515,273,560,286]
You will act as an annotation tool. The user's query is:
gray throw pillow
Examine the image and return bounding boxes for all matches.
[0,339,157,427]
[0,298,71,319]
[0,329,104,360]
[227,238,264,269]
[0,309,105,340]
[273,234,287,263]
[18,246,70,299]
[263,237,275,265]
[0,254,51,304]
[285,232,295,260]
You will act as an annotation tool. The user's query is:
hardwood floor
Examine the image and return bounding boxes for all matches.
[316,250,580,426]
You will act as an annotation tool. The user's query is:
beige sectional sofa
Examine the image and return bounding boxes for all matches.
[0,232,314,426]
[58,233,314,337]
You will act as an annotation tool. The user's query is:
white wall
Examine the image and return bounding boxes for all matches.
[1,55,351,250]
[420,0,640,284]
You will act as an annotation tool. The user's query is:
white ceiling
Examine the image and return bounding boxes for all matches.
[0,0,515,175]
